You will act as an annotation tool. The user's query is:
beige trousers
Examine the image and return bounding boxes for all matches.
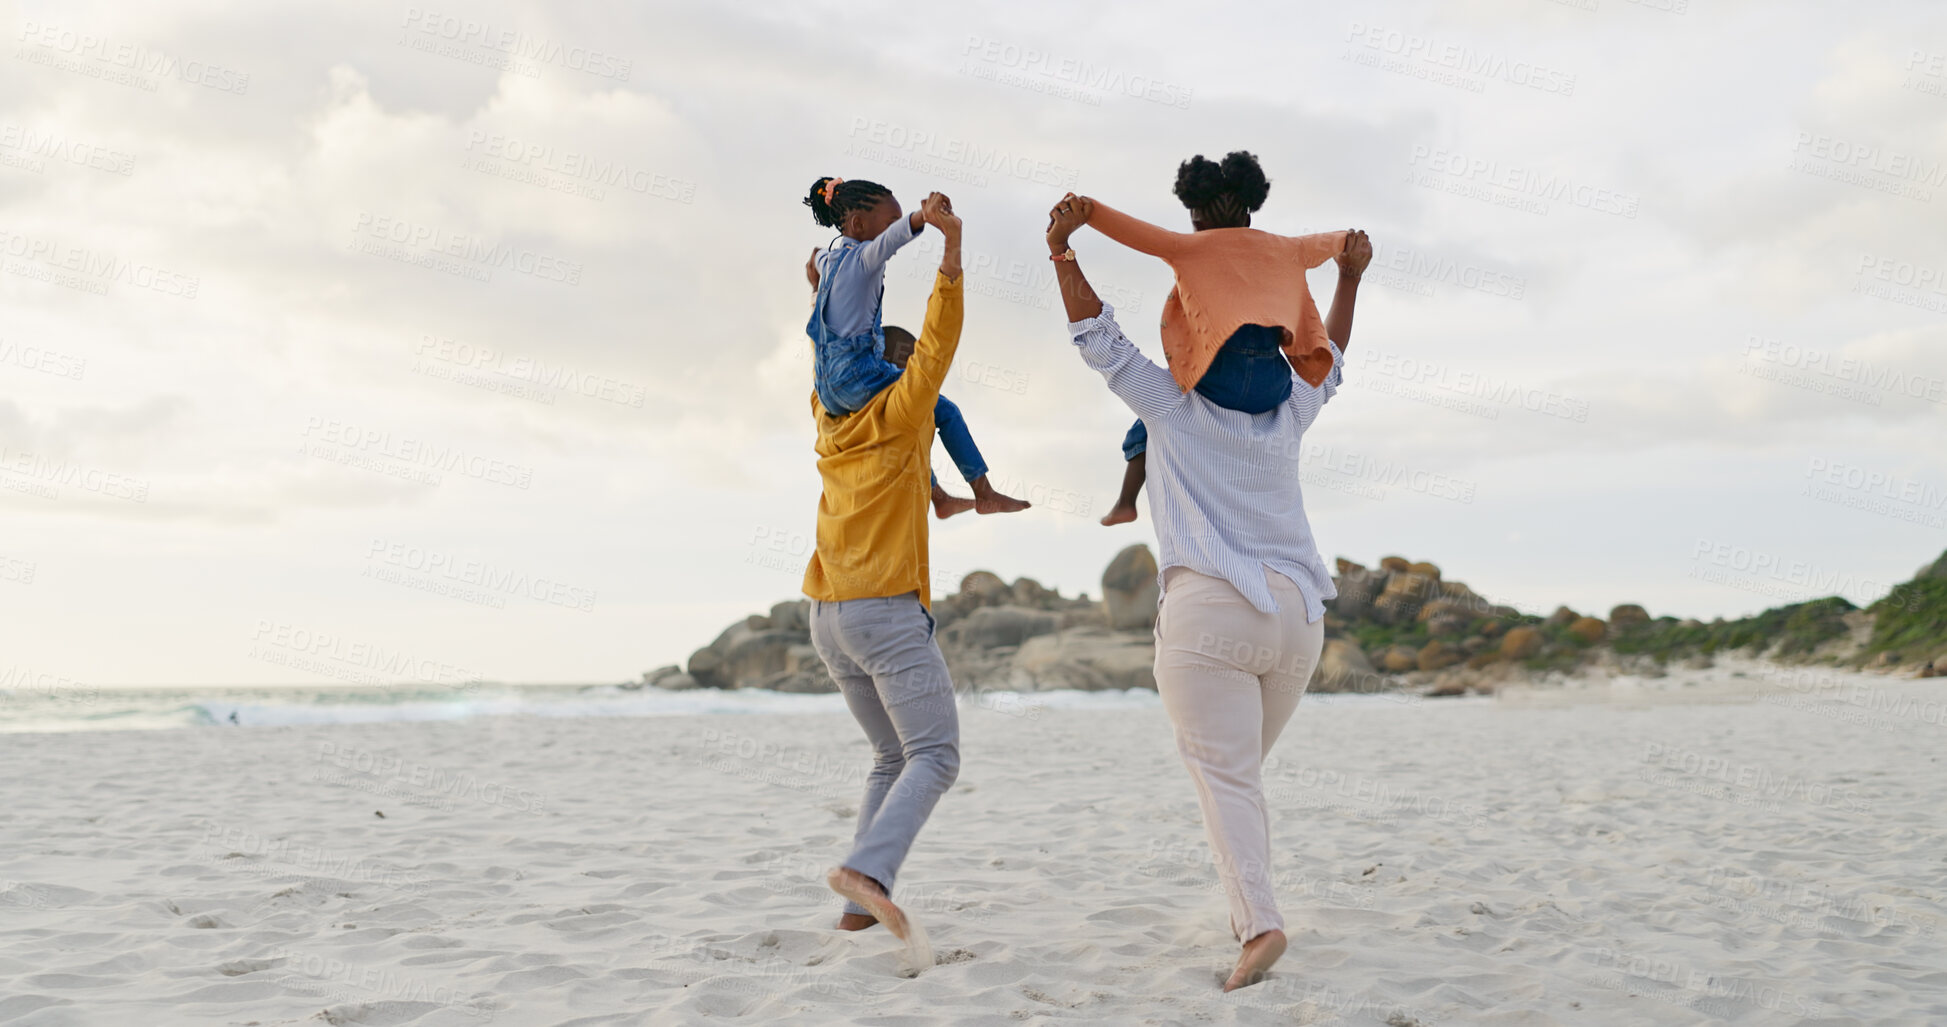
[1154,566,1324,941]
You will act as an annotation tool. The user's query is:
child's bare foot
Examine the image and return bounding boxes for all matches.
[969,476,1030,515]
[836,912,878,931]
[931,483,975,520]
[1100,504,1138,526]
[1222,929,1286,992]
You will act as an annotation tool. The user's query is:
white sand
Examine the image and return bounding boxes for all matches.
[2,667,1943,1026]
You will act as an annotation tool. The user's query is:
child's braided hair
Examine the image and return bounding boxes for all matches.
[1173,151,1270,228]
[805,176,893,228]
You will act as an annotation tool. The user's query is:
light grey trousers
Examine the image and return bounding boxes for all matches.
[809,592,961,917]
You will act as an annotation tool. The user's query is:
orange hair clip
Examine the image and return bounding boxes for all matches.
[821,177,844,204]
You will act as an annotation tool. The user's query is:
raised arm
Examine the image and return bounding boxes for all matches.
[1048,195,1184,423]
[884,202,964,429]
[1084,199,1191,259]
[1324,229,1370,353]
[844,193,943,280]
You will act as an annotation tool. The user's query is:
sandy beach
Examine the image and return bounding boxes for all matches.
[2,663,1942,1025]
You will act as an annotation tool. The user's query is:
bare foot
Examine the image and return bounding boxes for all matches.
[931,482,974,519]
[1223,929,1286,992]
[835,912,878,931]
[969,476,1030,515]
[932,492,975,519]
[1099,504,1138,526]
[828,867,933,974]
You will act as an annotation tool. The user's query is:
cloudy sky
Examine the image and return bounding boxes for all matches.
[3,0,1944,687]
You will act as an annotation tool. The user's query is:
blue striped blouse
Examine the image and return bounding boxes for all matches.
[1070,305,1342,621]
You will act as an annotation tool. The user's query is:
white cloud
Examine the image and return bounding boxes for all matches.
[2,0,1943,684]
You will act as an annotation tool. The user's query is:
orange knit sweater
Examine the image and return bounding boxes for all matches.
[1087,201,1348,390]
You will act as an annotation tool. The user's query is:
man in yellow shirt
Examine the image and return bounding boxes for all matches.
[803,198,965,969]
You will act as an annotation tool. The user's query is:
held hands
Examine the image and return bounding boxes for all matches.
[1046,193,1094,250]
[1336,229,1372,279]
[920,191,960,235]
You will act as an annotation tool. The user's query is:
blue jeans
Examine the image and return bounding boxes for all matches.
[1123,324,1292,460]
[809,251,988,485]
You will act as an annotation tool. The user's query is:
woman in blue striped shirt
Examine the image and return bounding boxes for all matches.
[1047,192,1372,992]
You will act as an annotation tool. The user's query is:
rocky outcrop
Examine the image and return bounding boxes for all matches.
[1102,544,1160,631]
[658,546,1947,698]
[1315,639,1377,693]
[941,606,1060,651]
[678,601,833,692]
[666,565,1136,695]
[1011,630,1156,692]
[1608,604,1651,628]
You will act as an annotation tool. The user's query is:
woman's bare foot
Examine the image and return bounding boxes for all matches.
[1099,504,1138,526]
[835,912,878,931]
[969,476,1030,514]
[1223,929,1286,992]
[931,483,975,520]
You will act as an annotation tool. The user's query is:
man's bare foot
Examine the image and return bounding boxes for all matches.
[1223,929,1286,992]
[835,912,878,931]
[828,867,933,974]
[969,476,1030,515]
[827,868,908,938]
[1099,504,1138,526]
[931,484,975,520]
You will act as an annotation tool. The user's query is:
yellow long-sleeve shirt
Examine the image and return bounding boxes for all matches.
[802,270,963,609]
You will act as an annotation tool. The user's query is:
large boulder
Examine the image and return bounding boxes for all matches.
[715,630,805,687]
[1373,572,1437,624]
[1567,617,1608,644]
[1314,639,1378,693]
[1011,630,1156,691]
[1500,626,1543,660]
[943,606,1060,650]
[1102,544,1161,631]
[1417,640,1462,672]
[1609,604,1651,627]
[1545,606,1580,628]
[1406,561,1441,580]
[768,600,810,634]
[1379,645,1419,673]
[1379,556,1412,573]
[644,665,700,690]
[687,646,726,688]
[1329,566,1387,621]
[1437,581,1488,616]
[1011,577,1057,609]
[755,667,836,693]
[959,571,1010,608]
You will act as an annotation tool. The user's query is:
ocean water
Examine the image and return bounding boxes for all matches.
[0,682,1428,735]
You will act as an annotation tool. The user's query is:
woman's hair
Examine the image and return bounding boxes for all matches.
[1173,151,1270,227]
[805,176,893,228]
